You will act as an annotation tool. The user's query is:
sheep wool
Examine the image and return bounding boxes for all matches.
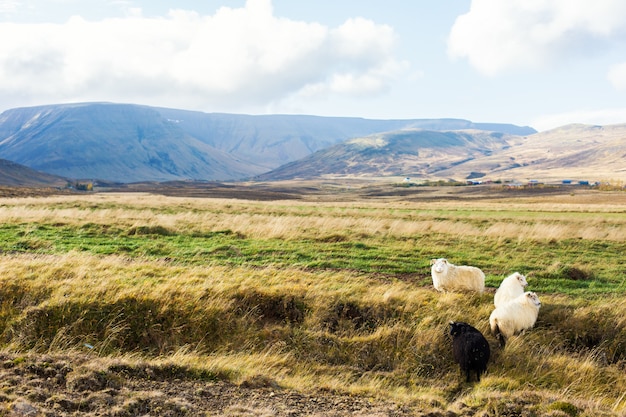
[489,291,541,347]
[449,321,490,382]
[430,258,485,294]
[494,272,528,308]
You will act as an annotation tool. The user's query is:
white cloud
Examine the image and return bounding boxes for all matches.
[607,62,626,89]
[0,0,405,112]
[447,0,626,75]
[532,107,626,131]
[0,0,19,14]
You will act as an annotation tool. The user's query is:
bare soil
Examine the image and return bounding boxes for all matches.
[0,352,469,417]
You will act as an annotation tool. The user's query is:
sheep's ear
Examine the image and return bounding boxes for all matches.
[430,259,436,265]
[449,320,455,325]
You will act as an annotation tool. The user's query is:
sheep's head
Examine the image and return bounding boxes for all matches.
[525,291,541,308]
[449,321,474,337]
[514,272,528,287]
[431,258,448,273]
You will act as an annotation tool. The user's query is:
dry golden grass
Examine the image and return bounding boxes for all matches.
[0,190,624,242]
[1,249,624,414]
[0,188,624,415]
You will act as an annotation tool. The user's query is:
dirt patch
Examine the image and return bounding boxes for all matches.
[0,352,453,417]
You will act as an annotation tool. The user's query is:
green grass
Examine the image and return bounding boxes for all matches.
[0,221,623,296]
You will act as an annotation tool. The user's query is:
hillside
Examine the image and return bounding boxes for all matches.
[255,129,524,181]
[0,102,535,183]
[0,158,68,187]
[446,123,626,182]
[0,103,256,182]
[257,124,626,182]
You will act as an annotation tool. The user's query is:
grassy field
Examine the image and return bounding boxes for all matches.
[0,183,624,416]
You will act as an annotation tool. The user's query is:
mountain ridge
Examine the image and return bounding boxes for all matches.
[0,102,536,183]
[254,129,523,181]
[256,123,626,182]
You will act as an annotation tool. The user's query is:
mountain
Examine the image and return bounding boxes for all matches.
[153,108,535,170]
[0,158,68,187]
[0,103,256,182]
[446,123,626,181]
[0,102,535,183]
[256,124,626,182]
[254,129,523,180]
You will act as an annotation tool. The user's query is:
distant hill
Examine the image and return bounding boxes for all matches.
[445,123,626,182]
[0,102,536,183]
[256,124,626,182]
[255,129,523,180]
[0,158,68,187]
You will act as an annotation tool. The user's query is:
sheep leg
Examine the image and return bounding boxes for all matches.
[496,333,506,347]
[493,323,506,347]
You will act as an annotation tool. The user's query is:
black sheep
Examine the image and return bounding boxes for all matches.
[449,321,490,382]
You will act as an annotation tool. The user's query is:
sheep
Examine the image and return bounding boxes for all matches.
[493,272,528,308]
[489,291,541,347]
[430,258,485,294]
[449,321,491,382]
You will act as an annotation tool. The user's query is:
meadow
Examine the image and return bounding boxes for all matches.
[0,184,624,416]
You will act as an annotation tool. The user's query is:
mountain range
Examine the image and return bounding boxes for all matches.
[0,102,623,185]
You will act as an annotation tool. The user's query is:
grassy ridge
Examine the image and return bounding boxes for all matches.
[0,191,624,415]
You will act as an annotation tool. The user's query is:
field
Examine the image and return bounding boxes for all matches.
[0,181,624,416]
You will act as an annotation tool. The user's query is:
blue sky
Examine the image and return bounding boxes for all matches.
[1,0,626,131]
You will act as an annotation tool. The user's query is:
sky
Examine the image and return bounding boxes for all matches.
[1,0,626,131]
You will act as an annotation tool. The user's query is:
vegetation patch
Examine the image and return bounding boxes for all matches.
[545,261,595,281]
[548,401,580,417]
[5,297,225,354]
[232,289,307,324]
[126,225,173,236]
[0,190,623,415]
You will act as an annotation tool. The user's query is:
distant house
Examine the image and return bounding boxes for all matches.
[562,179,572,184]
[578,180,590,185]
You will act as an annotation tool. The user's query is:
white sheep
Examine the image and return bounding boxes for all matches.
[489,291,541,346]
[493,272,528,308]
[430,258,485,294]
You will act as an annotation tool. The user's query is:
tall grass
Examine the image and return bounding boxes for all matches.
[0,190,624,415]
